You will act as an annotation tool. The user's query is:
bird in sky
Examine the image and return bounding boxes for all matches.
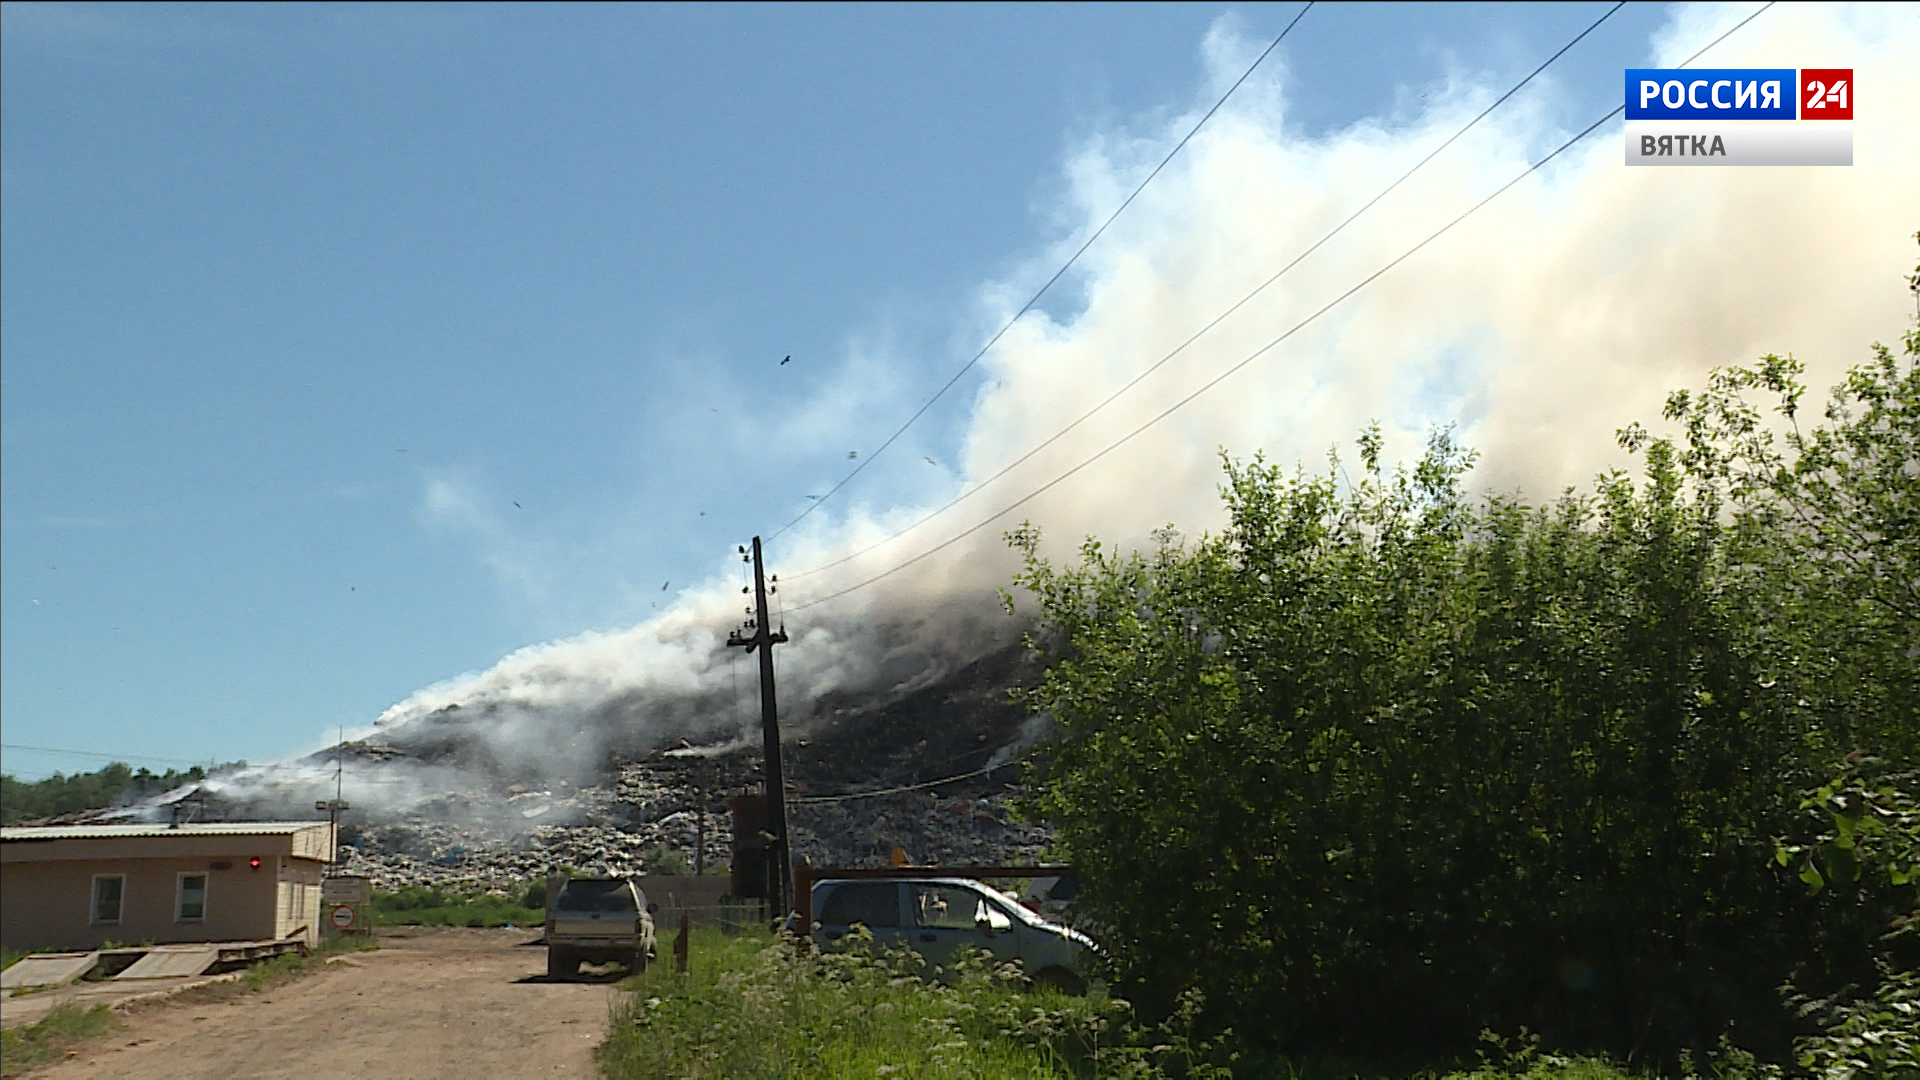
[805,495,821,500]
[780,355,792,366]
[661,581,670,591]
[847,450,858,459]
[923,456,938,466]
[513,501,522,509]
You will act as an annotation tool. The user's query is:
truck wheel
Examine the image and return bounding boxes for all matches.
[547,947,578,981]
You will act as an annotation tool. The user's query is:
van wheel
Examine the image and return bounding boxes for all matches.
[547,947,578,980]
[1030,967,1086,995]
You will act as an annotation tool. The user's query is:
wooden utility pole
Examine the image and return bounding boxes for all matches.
[316,726,349,869]
[726,536,792,917]
[693,775,706,877]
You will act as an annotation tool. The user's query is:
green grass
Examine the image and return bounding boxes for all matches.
[597,928,1232,1080]
[0,1004,117,1077]
[595,929,1694,1080]
[369,886,542,928]
[0,948,29,972]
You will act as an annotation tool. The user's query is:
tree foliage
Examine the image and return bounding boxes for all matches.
[1006,314,1918,1065]
[0,761,244,824]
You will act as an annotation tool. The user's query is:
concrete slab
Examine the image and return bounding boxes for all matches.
[113,944,221,980]
[0,971,241,1030]
[1,951,99,990]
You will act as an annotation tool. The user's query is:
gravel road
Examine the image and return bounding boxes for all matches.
[33,928,624,1079]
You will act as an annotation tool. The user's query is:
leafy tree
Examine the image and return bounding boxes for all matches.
[1005,307,1917,1063]
[1,761,244,824]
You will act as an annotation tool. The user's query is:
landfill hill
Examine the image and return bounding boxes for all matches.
[139,642,1059,893]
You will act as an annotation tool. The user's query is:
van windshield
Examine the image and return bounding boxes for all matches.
[556,880,636,912]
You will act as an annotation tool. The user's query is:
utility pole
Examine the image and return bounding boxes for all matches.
[316,726,349,872]
[727,536,792,917]
[694,774,706,877]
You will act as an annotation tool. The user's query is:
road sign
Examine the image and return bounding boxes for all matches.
[330,904,357,930]
[322,876,370,905]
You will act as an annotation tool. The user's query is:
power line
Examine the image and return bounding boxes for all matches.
[3,743,217,769]
[785,0,1627,583]
[791,761,1014,804]
[766,1,1316,545]
[785,2,1776,615]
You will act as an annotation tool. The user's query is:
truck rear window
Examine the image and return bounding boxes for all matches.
[556,880,637,912]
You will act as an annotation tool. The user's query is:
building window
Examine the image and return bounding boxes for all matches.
[91,874,125,925]
[177,873,208,922]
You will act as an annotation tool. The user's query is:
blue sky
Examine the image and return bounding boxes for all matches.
[7,2,1906,780]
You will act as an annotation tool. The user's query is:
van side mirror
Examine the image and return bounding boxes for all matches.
[647,902,659,914]
[976,918,994,936]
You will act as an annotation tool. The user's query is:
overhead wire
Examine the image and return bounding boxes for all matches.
[3,743,231,770]
[784,1,1776,615]
[765,1,1317,545]
[790,760,1015,804]
[784,0,1627,583]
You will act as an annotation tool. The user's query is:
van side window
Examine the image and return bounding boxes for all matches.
[818,883,899,928]
[913,884,987,930]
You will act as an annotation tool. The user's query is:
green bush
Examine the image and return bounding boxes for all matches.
[598,928,1662,1080]
[368,887,542,928]
[598,927,1233,1080]
[1777,761,1920,1079]
[1007,328,1918,1063]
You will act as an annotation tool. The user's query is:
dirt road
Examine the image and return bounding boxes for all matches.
[31,928,625,1079]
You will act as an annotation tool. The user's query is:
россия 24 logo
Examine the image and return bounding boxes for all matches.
[1625,68,1853,120]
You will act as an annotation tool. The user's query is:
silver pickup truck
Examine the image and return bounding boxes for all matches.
[544,876,656,980]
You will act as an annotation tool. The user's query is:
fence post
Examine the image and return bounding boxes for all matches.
[673,912,690,975]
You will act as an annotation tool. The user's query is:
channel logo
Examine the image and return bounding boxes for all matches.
[1623,67,1852,166]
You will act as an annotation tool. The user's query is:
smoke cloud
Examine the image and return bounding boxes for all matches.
[227,2,1919,813]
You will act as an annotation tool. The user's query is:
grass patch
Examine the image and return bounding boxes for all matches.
[369,886,542,928]
[598,927,1231,1079]
[0,1004,118,1077]
[0,948,30,972]
[235,934,380,993]
[597,929,1673,1080]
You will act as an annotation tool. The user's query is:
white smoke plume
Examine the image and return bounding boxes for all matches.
[224,2,1919,814]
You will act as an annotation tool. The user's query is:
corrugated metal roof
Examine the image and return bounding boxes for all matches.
[1,822,331,841]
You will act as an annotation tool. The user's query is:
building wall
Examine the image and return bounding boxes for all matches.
[0,856,288,952]
[1,825,335,952]
[274,856,325,945]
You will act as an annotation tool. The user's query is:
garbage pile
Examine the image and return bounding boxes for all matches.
[331,755,1053,894]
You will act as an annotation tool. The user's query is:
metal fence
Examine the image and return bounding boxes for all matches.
[656,898,770,934]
